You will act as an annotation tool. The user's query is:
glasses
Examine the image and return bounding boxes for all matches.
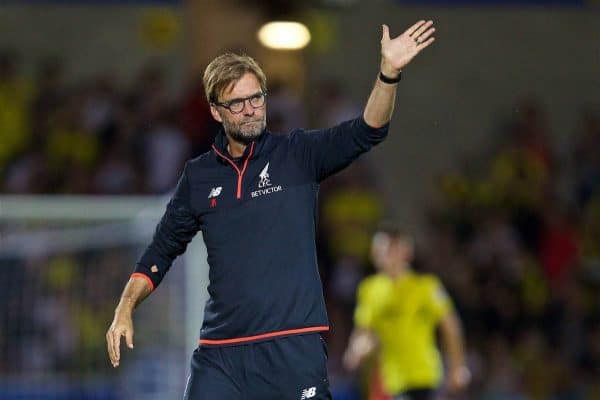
[214,92,267,114]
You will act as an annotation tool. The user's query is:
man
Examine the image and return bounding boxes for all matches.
[343,226,470,400]
[106,20,436,399]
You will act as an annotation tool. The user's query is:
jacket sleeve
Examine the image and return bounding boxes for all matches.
[133,162,200,290]
[289,116,389,182]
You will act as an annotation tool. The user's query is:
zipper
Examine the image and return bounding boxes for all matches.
[212,142,255,199]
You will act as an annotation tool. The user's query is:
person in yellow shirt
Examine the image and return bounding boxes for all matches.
[343,225,470,400]
[0,50,32,170]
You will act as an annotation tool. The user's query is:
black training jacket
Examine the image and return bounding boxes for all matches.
[133,117,388,346]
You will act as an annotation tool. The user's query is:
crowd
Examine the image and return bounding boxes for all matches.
[0,50,217,194]
[422,100,600,399]
[1,49,599,399]
[319,100,600,399]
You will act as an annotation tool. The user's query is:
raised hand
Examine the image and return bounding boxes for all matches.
[380,20,436,78]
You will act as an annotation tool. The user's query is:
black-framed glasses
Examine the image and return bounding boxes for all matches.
[214,92,267,114]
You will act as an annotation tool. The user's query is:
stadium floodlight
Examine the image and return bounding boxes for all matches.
[257,21,311,50]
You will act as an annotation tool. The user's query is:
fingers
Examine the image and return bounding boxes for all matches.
[381,24,390,42]
[106,329,116,365]
[107,324,135,367]
[125,328,134,350]
[417,27,436,43]
[447,367,470,393]
[411,20,434,39]
[106,327,121,367]
[449,379,465,394]
[113,328,122,367]
[418,37,436,50]
[406,20,426,37]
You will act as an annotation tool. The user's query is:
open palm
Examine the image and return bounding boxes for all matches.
[381,20,436,75]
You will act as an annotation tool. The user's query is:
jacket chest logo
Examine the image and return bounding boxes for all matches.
[208,186,222,198]
[252,162,283,198]
[258,162,272,188]
[208,186,222,208]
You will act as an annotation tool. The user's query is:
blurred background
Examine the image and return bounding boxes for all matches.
[0,0,599,399]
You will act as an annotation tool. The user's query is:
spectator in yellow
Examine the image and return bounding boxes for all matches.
[344,225,470,400]
[0,50,32,170]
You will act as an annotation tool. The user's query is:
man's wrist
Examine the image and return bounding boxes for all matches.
[116,297,136,315]
[379,71,401,84]
[380,60,401,80]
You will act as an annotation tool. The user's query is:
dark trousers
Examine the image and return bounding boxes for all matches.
[183,333,331,400]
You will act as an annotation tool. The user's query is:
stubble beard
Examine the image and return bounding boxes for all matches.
[223,118,266,145]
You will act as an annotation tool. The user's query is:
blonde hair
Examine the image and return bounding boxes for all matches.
[203,53,267,103]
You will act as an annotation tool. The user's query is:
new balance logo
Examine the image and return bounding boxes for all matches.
[258,162,271,188]
[208,187,222,198]
[300,386,316,399]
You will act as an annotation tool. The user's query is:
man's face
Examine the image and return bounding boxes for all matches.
[210,72,267,145]
[371,232,414,274]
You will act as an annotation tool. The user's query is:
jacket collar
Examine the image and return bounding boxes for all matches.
[212,127,268,163]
